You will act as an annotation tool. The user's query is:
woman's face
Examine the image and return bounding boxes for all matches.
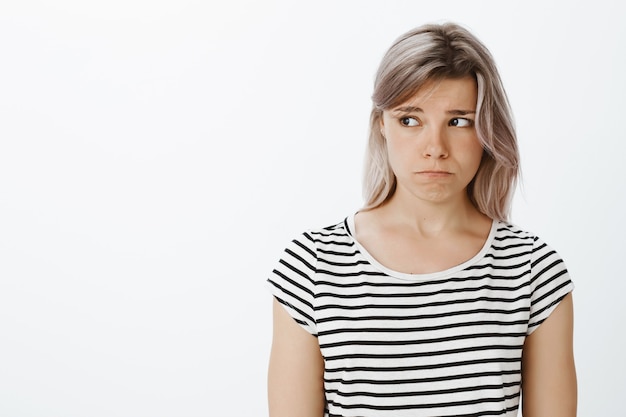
[380,76,484,206]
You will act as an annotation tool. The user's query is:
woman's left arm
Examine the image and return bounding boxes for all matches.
[521,293,577,417]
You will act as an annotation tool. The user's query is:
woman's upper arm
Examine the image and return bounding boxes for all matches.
[521,293,577,417]
[268,298,325,417]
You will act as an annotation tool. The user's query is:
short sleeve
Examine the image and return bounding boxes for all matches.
[267,231,318,336]
[527,236,574,335]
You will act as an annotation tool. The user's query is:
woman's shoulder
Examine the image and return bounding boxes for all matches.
[298,216,354,246]
[491,221,565,261]
[493,220,539,242]
[286,216,352,246]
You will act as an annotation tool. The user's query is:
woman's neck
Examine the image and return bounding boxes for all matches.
[374,190,488,238]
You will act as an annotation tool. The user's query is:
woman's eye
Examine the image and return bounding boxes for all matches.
[400,117,419,127]
[449,118,473,127]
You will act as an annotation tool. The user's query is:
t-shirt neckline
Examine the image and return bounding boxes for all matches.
[345,212,499,281]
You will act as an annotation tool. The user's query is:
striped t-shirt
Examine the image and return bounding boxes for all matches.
[267,214,573,417]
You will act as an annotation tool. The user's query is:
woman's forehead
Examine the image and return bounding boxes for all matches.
[390,76,478,111]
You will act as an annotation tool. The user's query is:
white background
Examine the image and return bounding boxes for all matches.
[1,0,624,415]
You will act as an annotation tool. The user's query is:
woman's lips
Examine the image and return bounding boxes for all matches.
[416,170,452,178]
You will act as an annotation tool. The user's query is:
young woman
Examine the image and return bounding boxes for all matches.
[267,22,576,417]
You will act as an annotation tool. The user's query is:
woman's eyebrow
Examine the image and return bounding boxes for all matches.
[393,106,423,113]
[392,106,476,115]
[447,109,476,115]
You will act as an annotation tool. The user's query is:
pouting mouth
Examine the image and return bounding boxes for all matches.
[416,170,452,174]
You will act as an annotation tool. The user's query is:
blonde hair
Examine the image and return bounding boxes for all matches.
[363,22,519,221]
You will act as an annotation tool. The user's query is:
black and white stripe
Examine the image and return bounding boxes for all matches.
[268,215,573,417]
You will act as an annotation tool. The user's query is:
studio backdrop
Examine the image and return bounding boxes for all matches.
[1,1,624,416]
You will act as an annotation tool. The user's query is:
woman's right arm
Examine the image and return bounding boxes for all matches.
[268,298,325,417]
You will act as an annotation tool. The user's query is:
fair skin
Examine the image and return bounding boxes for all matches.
[358,76,490,275]
[268,299,325,417]
[522,293,577,416]
[268,76,576,416]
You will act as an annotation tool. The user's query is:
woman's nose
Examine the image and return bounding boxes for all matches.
[422,127,449,159]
